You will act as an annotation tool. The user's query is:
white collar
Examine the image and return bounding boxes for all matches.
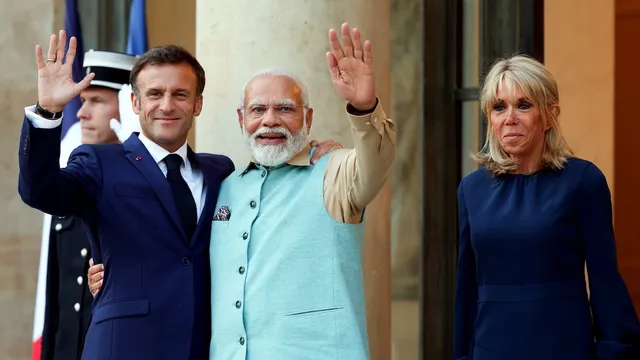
[138,132,190,169]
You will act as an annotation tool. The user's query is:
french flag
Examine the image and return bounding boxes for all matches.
[126,0,148,56]
[32,0,84,358]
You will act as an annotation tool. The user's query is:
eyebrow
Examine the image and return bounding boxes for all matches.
[494,97,530,103]
[278,99,296,106]
[247,98,296,107]
[145,88,191,95]
[81,95,104,102]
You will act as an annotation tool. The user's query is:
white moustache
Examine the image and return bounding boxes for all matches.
[251,127,292,142]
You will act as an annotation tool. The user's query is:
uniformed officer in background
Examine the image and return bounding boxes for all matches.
[32,50,139,360]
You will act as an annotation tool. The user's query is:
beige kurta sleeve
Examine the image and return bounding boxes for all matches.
[323,100,397,224]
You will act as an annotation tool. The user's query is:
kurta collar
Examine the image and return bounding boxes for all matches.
[240,144,312,176]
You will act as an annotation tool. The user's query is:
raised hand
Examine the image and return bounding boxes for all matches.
[35,30,94,112]
[326,23,376,111]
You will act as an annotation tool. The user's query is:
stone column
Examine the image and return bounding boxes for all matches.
[389,0,422,356]
[146,0,197,146]
[0,0,57,357]
[195,1,391,359]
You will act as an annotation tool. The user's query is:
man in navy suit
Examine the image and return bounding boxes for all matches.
[19,30,232,360]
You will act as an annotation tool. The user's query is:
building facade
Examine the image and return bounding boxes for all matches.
[1,0,638,359]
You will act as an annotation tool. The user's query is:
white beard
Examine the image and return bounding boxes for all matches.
[243,118,308,167]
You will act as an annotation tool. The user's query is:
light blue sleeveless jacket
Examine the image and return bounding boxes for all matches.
[209,152,369,360]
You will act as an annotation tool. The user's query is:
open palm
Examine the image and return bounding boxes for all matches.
[36,30,94,112]
[326,23,376,111]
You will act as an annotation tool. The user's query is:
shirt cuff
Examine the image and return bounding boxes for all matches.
[346,97,379,116]
[347,102,389,134]
[25,105,63,129]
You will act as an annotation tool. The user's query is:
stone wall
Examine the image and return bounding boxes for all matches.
[0,0,57,358]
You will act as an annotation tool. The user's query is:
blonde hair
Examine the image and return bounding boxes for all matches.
[473,55,573,175]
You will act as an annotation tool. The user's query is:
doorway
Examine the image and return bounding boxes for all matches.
[418,1,543,359]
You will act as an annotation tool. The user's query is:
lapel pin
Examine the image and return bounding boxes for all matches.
[135,156,142,161]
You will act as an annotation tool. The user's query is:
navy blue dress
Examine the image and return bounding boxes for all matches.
[454,157,640,360]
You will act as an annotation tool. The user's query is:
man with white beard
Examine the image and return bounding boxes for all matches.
[240,87,311,167]
[206,24,396,360]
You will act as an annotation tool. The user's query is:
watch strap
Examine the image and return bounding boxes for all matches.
[36,102,63,120]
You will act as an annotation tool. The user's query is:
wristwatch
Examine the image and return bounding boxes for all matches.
[36,102,63,120]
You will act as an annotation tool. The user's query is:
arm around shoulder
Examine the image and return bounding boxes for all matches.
[577,163,640,358]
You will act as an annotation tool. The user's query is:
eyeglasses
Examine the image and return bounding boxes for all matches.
[242,103,307,120]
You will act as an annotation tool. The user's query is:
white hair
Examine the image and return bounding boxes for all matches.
[238,68,310,108]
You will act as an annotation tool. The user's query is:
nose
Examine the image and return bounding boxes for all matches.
[77,102,89,120]
[159,93,175,113]
[504,107,518,125]
[260,107,282,127]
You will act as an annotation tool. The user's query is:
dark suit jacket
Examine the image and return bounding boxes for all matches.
[19,117,234,360]
[41,215,93,360]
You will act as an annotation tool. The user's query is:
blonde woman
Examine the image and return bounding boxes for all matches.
[454,55,640,359]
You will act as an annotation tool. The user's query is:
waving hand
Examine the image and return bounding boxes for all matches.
[326,23,377,111]
[35,30,94,112]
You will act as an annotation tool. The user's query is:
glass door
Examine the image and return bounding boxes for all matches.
[458,0,544,177]
[419,1,544,359]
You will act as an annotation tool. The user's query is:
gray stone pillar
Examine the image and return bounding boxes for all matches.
[0,0,57,357]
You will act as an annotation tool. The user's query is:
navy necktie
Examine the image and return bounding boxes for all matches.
[164,154,197,241]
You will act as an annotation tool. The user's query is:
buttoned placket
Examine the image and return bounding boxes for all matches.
[55,217,85,314]
[234,165,269,354]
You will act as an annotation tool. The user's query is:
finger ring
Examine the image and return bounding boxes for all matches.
[46,58,56,63]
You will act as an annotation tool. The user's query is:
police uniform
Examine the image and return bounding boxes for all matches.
[36,50,138,360]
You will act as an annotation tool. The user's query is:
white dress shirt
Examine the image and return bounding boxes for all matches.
[137,132,205,221]
[24,106,206,222]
